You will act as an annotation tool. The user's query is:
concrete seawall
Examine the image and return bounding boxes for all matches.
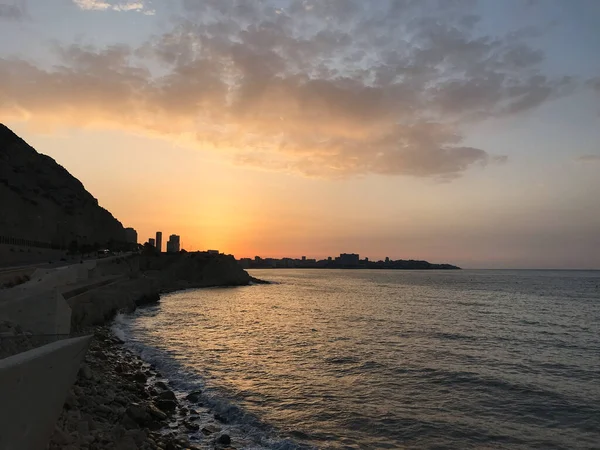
[0,289,71,335]
[0,335,92,450]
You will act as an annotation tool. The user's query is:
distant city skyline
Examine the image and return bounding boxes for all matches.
[1,0,599,269]
[239,253,459,270]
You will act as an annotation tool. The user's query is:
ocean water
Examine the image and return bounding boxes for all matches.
[114,269,600,449]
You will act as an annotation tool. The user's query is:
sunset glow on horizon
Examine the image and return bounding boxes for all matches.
[1,0,599,268]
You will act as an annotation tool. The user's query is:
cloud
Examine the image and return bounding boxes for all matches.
[577,155,600,163]
[0,1,27,21]
[587,77,600,91]
[72,0,153,14]
[1,0,577,178]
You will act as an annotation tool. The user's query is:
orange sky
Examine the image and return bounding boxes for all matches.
[2,0,600,268]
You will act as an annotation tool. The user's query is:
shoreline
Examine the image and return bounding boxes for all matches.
[48,325,235,450]
[2,253,273,449]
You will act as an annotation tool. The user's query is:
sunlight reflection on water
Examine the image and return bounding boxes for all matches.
[121,269,600,449]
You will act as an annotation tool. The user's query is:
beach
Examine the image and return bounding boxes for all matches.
[47,325,234,450]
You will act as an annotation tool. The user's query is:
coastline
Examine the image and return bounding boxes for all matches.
[2,252,270,450]
[44,259,273,450]
[48,325,235,450]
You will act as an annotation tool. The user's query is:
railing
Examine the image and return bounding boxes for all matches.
[0,236,64,250]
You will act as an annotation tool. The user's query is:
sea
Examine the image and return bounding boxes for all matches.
[113,269,600,449]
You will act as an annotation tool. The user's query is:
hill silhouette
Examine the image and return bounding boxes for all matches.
[0,124,126,250]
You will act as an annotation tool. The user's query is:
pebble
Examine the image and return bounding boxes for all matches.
[46,326,201,450]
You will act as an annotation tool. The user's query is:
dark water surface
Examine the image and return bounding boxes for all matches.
[116,269,600,449]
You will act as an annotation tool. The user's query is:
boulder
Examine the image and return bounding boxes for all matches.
[146,404,168,421]
[185,390,202,402]
[184,421,200,431]
[214,413,228,423]
[158,390,176,401]
[133,371,148,383]
[155,399,177,413]
[155,381,168,390]
[217,434,231,446]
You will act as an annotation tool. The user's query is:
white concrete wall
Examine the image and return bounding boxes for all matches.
[0,289,71,335]
[0,335,92,450]
[28,265,80,291]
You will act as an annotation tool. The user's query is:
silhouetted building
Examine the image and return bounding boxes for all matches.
[166,234,180,253]
[339,253,360,267]
[239,254,459,270]
[148,238,155,247]
[385,257,390,263]
[156,231,162,253]
[207,250,219,255]
[125,227,137,244]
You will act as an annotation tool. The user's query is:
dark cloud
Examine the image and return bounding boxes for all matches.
[0,0,577,178]
[0,1,27,21]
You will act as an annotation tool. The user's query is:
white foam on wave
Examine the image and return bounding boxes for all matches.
[110,313,128,342]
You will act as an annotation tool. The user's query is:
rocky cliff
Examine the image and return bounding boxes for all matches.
[140,252,252,292]
[66,253,256,330]
[0,124,126,248]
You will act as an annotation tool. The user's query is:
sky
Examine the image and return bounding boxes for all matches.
[1,0,599,269]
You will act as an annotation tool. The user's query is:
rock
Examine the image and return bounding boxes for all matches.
[155,381,168,390]
[114,396,128,406]
[64,391,79,409]
[115,435,137,450]
[94,394,109,405]
[80,364,93,380]
[93,350,107,360]
[214,413,228,423]
[155,399,177,413]
[126,404,150,425]
[77,420,90,435]
[183,421,200,431]
[147,404,168,421]
[134,371,148,383]
[217,434,231,446]
[185,391,202,403]
[201,425,220,435]
[95,404,112,416]
[125,429,148,446]
[52,426,72,445]
[67,409,81,422]
[120,414,140,430]
[81,434,95,445]
[158,390,176,401]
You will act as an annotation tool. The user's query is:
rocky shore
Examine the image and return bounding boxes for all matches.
[47,326,237,450]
